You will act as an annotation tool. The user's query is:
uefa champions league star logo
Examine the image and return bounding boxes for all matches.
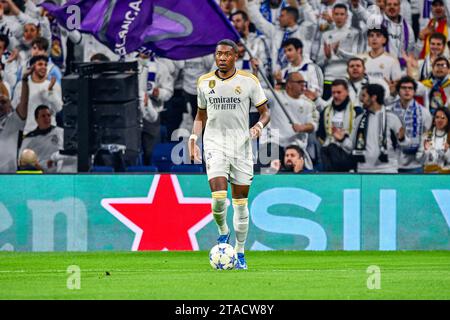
[101,175,213,251]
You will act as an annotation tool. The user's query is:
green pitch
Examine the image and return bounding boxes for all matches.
[0,251,449,300]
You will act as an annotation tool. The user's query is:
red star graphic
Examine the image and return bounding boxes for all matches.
[101,174,213,251]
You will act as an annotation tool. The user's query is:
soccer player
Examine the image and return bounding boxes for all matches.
[189,39,270,270]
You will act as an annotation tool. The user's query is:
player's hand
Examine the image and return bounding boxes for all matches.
[250,123,263,139]
[188,137,201,163]
[47,159,54,169]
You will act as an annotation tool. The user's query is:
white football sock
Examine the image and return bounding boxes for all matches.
[232,198,249,254]
[212,191,228,235]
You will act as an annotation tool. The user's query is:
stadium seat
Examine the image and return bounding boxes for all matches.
[151,142,178,172]
[170,164,205,173]
[90,166,114,172]
[126,165,158,173]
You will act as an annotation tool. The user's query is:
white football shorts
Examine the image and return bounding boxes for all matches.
[204,149,253,186]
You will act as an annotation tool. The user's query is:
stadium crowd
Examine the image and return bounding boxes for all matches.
[0,0,450,174]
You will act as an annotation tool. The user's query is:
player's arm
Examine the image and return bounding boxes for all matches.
[189,108,207,163]
[250,102,270,139]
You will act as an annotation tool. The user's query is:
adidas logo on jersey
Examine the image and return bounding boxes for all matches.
[209,89,215,94]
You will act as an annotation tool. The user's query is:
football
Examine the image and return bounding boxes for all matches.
[209,243,236,270]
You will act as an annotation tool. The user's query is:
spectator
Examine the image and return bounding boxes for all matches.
[90,53,110,63]
[345,57,391,109]
[12,55,63,134]
[388,76,432,173]
[15,36,63,85]
[270,144,306,173]
[316,3,363,100]
[265,71,319,154]
[0,0,36,50]
[412,56,450,114]
[339,83,407,173]
[181,54,214,120]
[17,148,43,173]
[231,10,271,84]
[19,104,63,173]
[418,0,449,59]
[417,32,447,81]
[246,0,316,72]
[280,38,323,99]
[352,0,415,70]
[138,52,175,164]
[219,0,236,19]
[0,65,29,173]
[419,107,450,173]
[357,27,402,83]
[317,79,363,172]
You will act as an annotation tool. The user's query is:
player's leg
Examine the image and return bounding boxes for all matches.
[209,176,230,243]
[229,155,253,270]
[231,183,250,270]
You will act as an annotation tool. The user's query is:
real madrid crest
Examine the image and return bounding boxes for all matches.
[379,63,384,69]
[235,86,242,95]
[209,80,216,89]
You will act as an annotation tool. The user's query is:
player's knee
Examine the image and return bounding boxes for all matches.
[212,191,227,212]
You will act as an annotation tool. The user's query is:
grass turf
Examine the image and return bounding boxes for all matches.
[0,251,449,300]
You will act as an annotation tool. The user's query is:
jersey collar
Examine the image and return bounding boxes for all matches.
[215,68,237,82]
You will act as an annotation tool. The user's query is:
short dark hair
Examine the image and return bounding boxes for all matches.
[368,26,389,42]
[362,83,385,105]
[433,56,450,68]
[285,145,304,158]
[333,3,348,12]
[0,34,9,50]
[34,105,50,119]
[396,76,417,92]
[31,37,49,52]
[429,32,447,44]
[29,55,49,66]
[230,10,249,22]
[282,37,303,50]
[217,39,239,54]
[281,6,299,22]
[90,53,110,62]
[347,57,365,67]
[331,79,349,90]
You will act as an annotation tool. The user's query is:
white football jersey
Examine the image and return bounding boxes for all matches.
[197,69,268,158]
[358,52,402,81]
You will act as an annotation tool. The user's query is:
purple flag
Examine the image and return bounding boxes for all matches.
[41,0,240,60]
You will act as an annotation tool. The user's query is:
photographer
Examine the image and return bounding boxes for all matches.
[337,83,407,173]
[270,145,306,174]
